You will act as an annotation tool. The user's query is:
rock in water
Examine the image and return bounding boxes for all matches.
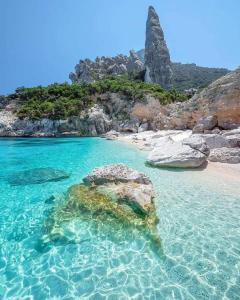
[42,165,160,250]
[83,164,151,185]
[83,164,153,214]
[144,6,172,88]
[8,168,69,186]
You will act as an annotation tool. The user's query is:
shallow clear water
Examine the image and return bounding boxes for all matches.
[0,137,240,300]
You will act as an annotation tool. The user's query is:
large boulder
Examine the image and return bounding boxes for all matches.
[119,117,140,133]
[83,164,153,213]
[147,136,208,168]
[182,135,210,156]
[224,134,240,148]
[41,165,160,249]
[222,128,240,136]
[144,6,172,88]
[192,115,218,133]
[83,164,151,186]
[209,148,240,164]
[199,134,230,149]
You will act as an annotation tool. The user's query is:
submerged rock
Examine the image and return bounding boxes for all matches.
[83,164,154,214]
[8,168,69,186]
[41,164,160,250]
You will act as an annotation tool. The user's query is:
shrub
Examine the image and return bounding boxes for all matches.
[11,76,187,120]
[131,98,161,123]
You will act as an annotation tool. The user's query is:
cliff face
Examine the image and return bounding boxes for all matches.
[0,92,140,137]
[1,69,239,136]
[70,6,228,91]
[69,51,144,84]
[153,68,240,130]
[144,6,172,88]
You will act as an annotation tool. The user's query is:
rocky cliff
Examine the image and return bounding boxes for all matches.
[69,6,228,91]
[69,50,144,84]
[144,6,172,88]
[153,68,240,131]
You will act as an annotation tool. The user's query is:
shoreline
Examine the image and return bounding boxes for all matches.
[110,130,240,182]
[1,130,240,182]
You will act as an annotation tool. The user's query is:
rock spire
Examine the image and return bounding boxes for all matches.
[144,6,173,88]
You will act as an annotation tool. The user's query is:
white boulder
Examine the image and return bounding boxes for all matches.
[209,148,240,164]
[147,137,208,168]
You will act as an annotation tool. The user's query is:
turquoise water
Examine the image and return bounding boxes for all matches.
[0,137,240,299]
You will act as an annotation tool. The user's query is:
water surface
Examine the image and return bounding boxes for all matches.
[0,137,240,299]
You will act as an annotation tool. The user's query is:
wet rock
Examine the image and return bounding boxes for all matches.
[83,164,151,186]
[81,163,157,222]
[8,168,69,186]
[208,148,240,164]
[42,165,160,250]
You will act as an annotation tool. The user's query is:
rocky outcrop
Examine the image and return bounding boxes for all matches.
[193,115,218,133]
[70,51,144,84]
[144,6,172,88]
[0,93,134,137]
[42,164,160,248]
[83,164,151,186]
[198,134,231,149]
[209,148,240,164]
[182,135,210,156]
[153,68,240,130]
[147,136,209,168]
[83,164,154,214]
[136,51,229,91]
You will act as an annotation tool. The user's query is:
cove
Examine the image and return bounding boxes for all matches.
[0,137,240,299]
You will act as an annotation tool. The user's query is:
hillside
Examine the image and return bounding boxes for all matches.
[136,50,229,90]
[5,77,187,120]
[171,63,229,90]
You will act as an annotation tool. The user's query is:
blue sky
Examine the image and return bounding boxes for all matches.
[1,0,240,94]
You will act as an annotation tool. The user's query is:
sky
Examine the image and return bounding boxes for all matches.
[1,0,240,95]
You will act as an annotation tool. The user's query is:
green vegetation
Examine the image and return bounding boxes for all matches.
[172,63,229,91]
[9,76,188,120]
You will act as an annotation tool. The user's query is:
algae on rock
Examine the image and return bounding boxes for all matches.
[41,165,160,252]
